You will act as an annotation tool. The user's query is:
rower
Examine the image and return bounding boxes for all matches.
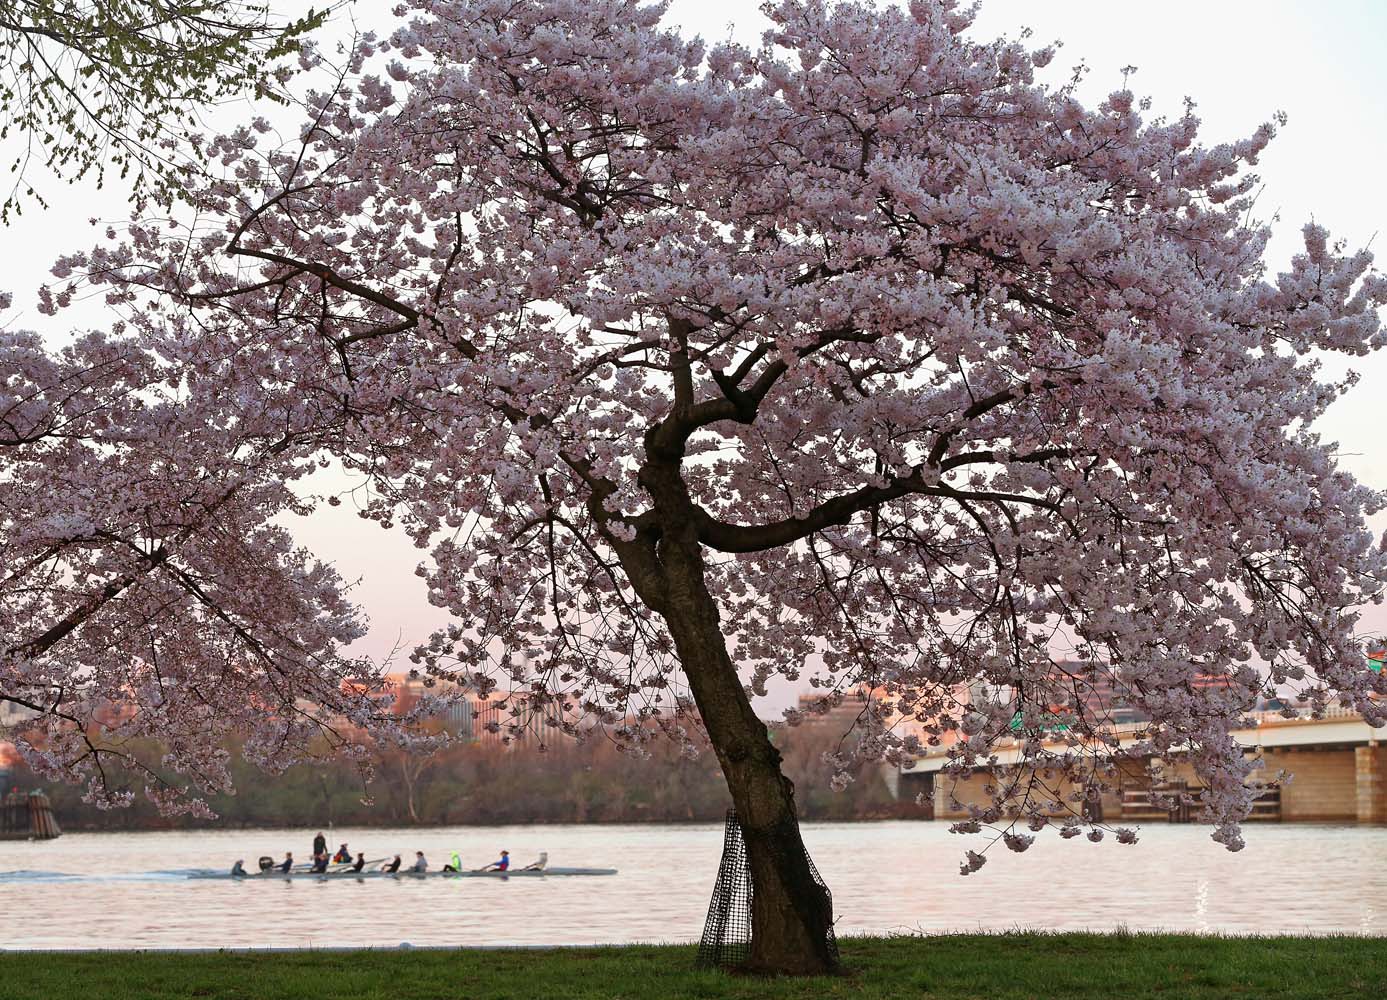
[481,850,510,872]
[352,852,366,873]
[277,852,294,873]
[411,851,428,873]
[231,859,247,876]
[443,851,462,873]
[311,852,329,874]
[382,855,402,873]
[521,852,548,872]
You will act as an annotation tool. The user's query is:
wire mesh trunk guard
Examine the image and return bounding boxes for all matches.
[696,809,838,969]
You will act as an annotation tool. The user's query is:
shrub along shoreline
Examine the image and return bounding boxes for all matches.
[13,722,924,832]
[0,933,1381,999]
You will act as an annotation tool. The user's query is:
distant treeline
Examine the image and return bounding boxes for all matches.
[9,721,926,830]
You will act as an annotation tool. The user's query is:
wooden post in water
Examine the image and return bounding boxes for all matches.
[0,788,62,840]
[27,790,61,838]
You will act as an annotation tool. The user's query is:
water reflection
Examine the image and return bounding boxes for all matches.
[1,822,1383,949]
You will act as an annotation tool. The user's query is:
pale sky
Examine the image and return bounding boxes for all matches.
[4,1,1385,709]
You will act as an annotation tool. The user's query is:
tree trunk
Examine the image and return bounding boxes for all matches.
[400,758,420,825]
[657,532,837,975]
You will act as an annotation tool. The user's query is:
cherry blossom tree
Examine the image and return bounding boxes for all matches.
[0,302,411,813]
[17,0,1387,975]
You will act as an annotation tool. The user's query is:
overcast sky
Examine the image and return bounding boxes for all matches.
[4,1,1385,709]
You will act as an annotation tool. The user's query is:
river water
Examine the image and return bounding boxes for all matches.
[1,822,1383,949]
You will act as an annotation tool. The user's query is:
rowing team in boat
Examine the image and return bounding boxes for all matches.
[228,832,545,876]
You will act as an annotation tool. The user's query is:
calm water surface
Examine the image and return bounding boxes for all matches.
[1,822,1383,948]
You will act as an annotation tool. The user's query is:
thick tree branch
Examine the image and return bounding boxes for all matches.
[694,471,1060,554]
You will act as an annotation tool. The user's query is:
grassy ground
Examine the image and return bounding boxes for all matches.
[0,933,1382,1000]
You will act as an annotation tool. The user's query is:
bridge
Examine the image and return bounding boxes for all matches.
[891,705,1387,824]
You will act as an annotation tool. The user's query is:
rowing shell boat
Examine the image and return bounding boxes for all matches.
[188,866,617,880]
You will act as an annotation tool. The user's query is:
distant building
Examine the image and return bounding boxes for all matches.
[794,687,879,731]
[0,701,36,728]
[0,742,19,793]
[1038,660,1150,727]
[794,681,979,748]
[368,674,473,736]
[373,674,577,745]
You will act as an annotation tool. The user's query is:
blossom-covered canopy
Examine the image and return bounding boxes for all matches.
[10,0,1387,856]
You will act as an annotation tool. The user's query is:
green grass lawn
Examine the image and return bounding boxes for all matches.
[0,933,1381,1000]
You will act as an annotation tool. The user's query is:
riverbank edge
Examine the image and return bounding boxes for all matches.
[0,927,1379,954]
[0,932,1382,1000]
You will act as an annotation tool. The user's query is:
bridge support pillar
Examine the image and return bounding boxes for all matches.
[1356,745,1387,824]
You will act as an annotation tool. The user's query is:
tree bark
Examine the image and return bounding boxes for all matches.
[654,528,837,975]
[612,407,838,976]
[400,757,420,825]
